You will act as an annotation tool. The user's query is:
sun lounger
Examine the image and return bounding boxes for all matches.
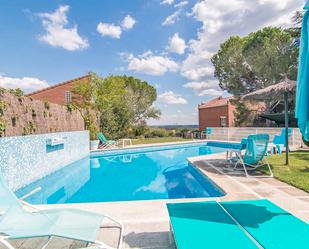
[222,199,309,249]
[166,201,259,249]
[233,134,273,177]
[0,171,123,249]
[98,132,118,149]
[167,199,309,249]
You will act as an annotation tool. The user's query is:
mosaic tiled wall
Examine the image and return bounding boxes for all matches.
[0,130,89,191]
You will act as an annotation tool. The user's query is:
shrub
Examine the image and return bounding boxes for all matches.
[84,114,98,140]
[44,100,50,110]
[0,100,6,116]
[168,129,176,137]
[66,103,74,112]
[150,128,168,137]
[133,125,149,137]
[0,118,6,137]
[144,133,153,138]
[31,109,36,118]
[0,87,5,95]
[11,115,18,127]
[9,88,24,97]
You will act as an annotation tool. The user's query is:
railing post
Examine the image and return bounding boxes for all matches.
[226,128,229,141]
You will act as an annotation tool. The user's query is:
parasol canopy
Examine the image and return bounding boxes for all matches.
[295,1,309,141]
[242,80,295,101]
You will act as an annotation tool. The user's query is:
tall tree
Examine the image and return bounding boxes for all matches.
[211,27,298,97]
[73,73,160,139]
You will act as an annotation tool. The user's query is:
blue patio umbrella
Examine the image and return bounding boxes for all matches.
[295,1,309,142]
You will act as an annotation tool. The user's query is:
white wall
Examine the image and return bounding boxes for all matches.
[205,127,302,148]
[0,131,89,191]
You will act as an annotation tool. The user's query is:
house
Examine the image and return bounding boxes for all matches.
[198,96,235,130]
[27,74,91,105]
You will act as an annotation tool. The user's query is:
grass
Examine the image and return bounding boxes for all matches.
[132,137,194,145]
[263,151,309,193]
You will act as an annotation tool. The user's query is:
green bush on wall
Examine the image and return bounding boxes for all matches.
[44,100,50,110]
[0,118,6,137]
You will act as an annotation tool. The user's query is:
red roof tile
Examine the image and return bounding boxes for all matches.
[198,96,233,109]
[26,74,91,97]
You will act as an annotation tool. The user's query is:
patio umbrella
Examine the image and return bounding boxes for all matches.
[242,80,295,165]
[295,1,309,142]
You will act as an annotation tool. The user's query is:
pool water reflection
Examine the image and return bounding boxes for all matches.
[17,144,226,204]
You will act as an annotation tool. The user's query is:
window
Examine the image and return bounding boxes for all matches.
[220,116,227,127]
[65,91,72,104]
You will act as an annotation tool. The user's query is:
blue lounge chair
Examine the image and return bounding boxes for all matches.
[271,128,292,154]
[98,132,118,149]
[226,138,248,161]
[0,171,123,249]
[234,134,273,177]
[167,199,309,249]
[204,127,212,139]
[167,201,259,249]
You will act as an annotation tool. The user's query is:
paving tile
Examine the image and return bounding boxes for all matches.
[298,197,309,203]
[220,193,258,201]
[3,153,309,249]
[277,186,309,197]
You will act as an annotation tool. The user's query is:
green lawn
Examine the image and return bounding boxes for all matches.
[264,151,309,192]
[132,137,193,145]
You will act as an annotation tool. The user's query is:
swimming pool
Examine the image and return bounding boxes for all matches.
[16,142,230,204]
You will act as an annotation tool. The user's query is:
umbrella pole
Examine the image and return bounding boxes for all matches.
[284,91,289,165]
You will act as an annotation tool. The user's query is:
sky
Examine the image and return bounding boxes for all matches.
[0,0,305,125]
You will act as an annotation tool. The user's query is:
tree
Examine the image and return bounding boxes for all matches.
[71,73,99,140]
[211,27,298,97]
[212,27,299,126]
[211,36,256,96]
[286,11,303,41]
[95,75,161,138]
[72,73,160,139]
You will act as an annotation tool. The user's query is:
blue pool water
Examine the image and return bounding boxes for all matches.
[17,143,228,204]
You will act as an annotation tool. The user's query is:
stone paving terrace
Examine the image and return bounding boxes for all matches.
[2,153,309,249]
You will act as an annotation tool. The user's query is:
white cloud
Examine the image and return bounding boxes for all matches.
[38,5,89,51]
[97,15,136,39]
[168,33,186,54]
[136,175,166,193]
[183,80,223,96]
[160,0,175,5]
[162,10,181,25]
[183,80,219,90]
[125,50,179,76]
[121,15,136,30]
[0,75,49,93]
[174,1,189,8]
[158,91,188,104]
[97,22,122,39]
[182,66,214,81]
[198,89,224,97]
[181,0,303,90]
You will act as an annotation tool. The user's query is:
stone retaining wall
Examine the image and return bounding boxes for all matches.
[0,91,84,137]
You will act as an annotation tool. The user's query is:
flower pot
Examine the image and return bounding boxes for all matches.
[90,140,99,150]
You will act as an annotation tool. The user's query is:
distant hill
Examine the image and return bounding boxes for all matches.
[150,125,199,130]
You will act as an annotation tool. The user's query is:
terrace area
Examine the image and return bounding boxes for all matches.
[1,147,308,249]
[1,1,309,248]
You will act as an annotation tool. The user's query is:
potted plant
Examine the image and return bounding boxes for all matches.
[90,135,99,150]
[87,118,99,150]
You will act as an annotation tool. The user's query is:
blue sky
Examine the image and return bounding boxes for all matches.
[0,0,305,125]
